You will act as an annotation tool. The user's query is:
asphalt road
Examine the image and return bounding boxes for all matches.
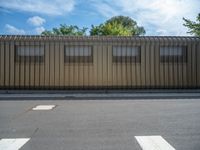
[0,99,200,150]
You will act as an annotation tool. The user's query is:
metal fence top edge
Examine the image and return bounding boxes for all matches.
[0,35,199,42]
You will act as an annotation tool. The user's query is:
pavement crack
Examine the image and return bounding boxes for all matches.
[30,127,39,138]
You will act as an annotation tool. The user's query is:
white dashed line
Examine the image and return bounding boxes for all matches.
[135,135,175,150]
[32,105,56,110]
[0,138,30,150]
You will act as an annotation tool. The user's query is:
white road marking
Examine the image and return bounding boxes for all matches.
[135,135,175,150]
[32,105,55,110]
[0,138,30,150]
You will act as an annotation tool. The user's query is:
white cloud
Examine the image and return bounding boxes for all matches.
[92,2,119,18]
[0,0,75,15]
[91,0,200,36]
[5,24,25,34]
[27,16,46,26]
[35,26,45,34]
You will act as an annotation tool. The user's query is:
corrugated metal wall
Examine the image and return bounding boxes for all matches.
[0,36,200,90]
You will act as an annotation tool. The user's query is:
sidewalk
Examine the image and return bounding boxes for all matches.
[0,90,200,100]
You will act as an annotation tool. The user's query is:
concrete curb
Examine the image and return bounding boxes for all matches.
[0,92,200,100]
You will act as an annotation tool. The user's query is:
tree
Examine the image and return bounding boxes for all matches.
[90,22,133,36]
[41,24,87,36]
[90,16,145,36]
[183,14,200,36]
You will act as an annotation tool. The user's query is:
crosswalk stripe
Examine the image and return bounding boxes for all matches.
[32,105,55,110]
[0,138,30,150]
[135,135,175,150]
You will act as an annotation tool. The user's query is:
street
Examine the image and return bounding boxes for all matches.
[0,98,200,150]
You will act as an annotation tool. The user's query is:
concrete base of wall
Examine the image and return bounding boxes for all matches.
[0,89,200,100]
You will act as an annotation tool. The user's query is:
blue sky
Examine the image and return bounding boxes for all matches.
[0,0,199,36]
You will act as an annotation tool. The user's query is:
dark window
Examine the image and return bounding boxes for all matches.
[112,46,141,63]
[65,45,93,63]
[160,46,187,63]
[15,45,44,63]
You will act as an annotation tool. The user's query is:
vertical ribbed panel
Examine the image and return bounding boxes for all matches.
[0,36,199,90]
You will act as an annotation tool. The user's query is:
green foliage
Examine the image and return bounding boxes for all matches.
[90,16,145,36]
[41,24,87,36]
[90,22,133,36]
[183,14,200,36]
[41,16,146,36]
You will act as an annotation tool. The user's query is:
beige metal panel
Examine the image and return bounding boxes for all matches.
[49,42,55,86]
[135,63,141,87]
[182,38,188,88]
[75,42,81,87]
[112,64,117,86]
[125,64,131,87]
[150,41,155,87]
[127,41,133,87]
[59,42,64,87]
[54,41,60,87]
[83,47,89,87]
[102,44,108,86]
[164,38,169,88]
[24,41,30,88]
[97,44,103,86]
[118,44,123,87]
[64,42,70,87]
[5,41,10,87]
[197,42,200,86]
[34,42,40,87]
[68,48,74,87]
[64,67,69,87]
[64,65,70,87]
[74,49,79,87]
[191,41,197,87]
[19,41,25,87]
[72,65,78,86]
[121,44,126,87]
[29,41,35,87]
[14,42,20,87]
[168,40,174,87]
[107,45,112,87]
[89,65,94,87]
[121,65,127,87]
[124,41,131,87]
[140,39,146,87]
[129,41,136,87]
[78,59,83,88]
[44,42,50,87]
[172,40,178,87]
[182,64,187,88]
[1,36,200,89]
[145,40,151,87]
[9,41,15,87]
[136,39,142,87]
[111,42,117,87]
[187,39,192,87]
[93,45,98,87]
[154,40,160,87]
[131,63,136,87]
[130,48,136,87]
[0,41,5,87]
[176,39,183,87]
[168,39,174,88]
[159,41,165,87]
[70,46,78,87]
[39,41,45,87]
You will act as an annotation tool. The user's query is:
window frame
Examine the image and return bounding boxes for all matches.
[159,46,187,63]
[64,45,93,63]
[112,45,141,63]
[15,45,45,63]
